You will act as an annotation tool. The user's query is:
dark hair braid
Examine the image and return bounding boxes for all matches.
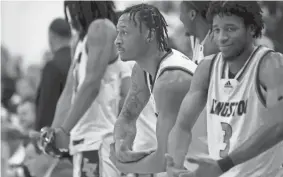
[122,3,169,51]
[64,1,117,40]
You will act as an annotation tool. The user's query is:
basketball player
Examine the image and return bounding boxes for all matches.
[109,3,198,174]
[166,1,283,177]
[39,1,132,177]
[178,1,219,164]
[180,1,217,64]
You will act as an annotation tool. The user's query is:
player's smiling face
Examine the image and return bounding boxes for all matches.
[212,14,254,60]
[115,13,150,62]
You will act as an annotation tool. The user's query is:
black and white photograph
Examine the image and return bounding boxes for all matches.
[1,1,283,177]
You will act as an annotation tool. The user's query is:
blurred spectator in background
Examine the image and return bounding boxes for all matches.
[35,17,72,131]
[1,99,36,177]
[7,78,36,114]
[1,46,17,113]
[17,100,36,132]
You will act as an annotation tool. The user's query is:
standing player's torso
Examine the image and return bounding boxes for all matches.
[69,37,124,153]
[207,46,283,177]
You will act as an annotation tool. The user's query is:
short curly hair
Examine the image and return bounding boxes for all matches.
[206,1,264,38]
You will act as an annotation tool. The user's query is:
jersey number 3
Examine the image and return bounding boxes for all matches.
[220,122,233,158]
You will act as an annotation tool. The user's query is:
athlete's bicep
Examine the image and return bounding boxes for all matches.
[84,19,117,84]
[62,61,75,94]
[153,70,192,154]
[114,64,150,142]
[176,59,211,129]
[119,62,133,102]
[52,61,75,128]
[119,76,131,114]
[260,52,283,122]
[118,64,150,120]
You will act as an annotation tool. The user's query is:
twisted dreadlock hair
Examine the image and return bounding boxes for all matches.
[206,1,264,38]
[64,1,117,40]
[121,3,169,51]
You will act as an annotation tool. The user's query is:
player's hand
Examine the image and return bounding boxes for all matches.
[185,157,223,177]
[53,128,70,149]
[40,127,69,150]
[110,143,128,172]
[39,127,69,157]
[109,143,153,173]
[39,127,53,150]
[113,139,153,163]
[165,154,193,177]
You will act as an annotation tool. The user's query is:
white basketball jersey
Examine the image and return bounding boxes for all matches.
[145,49,197,115]
[69,37,132,154]
[118,62,156,152]
[190,32,210,65]
[207,46,283,177]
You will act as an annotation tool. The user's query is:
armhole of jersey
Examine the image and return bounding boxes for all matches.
[207,54,218,88]
[158,66,194,79]
[255,50,274,108]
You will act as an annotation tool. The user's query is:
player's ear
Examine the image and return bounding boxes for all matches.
[189,9,197,21]
[146,29,156,43]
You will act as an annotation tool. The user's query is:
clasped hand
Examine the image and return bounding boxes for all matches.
[110,139,152,163]
[165,154,223,177]
[38,127,69,157]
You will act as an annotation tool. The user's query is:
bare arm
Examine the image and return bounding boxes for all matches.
[113,70,193,174]
[51,61,75,128]
[168,60,212,168]
[119,77,131,114]
[229,52,283,166]
[61,19,117,132]
[118,62,133,114]
[114,64,150,148]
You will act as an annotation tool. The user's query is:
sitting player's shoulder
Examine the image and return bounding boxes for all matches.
[259,51,283,87]
[87,19,116,38]
[86,19,117,51]
[260,51,283,72]
[155,68,193,95]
